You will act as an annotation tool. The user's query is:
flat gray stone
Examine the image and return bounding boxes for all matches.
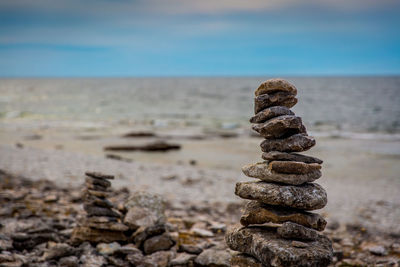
[242,162,321,185]
[252,115,306,139]
[84,195,113,208]
[277,222,318,241]
[226,225,332,267]
[240,201,327,231]
[85,177,111,188]
[262,151,323,164]
[86,221,129,232]
[250,106,295,124]
[235,181,327,210]
[255,79,298,96]
[260,134,315,153]
[254,92,297,114]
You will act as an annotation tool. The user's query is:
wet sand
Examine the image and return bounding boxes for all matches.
[1,125,399,235]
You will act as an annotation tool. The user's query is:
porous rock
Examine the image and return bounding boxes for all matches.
[226,225,332,267]
[262,151,323,164]
[235,181,327,210]
[254,92,297,114]
[255,78,297,96]
[242,162,321,185]
[250,106,295,124]
[252,115,305,139]
[240,201,326,231]
[277,222,319,241]
[260,134,315,153]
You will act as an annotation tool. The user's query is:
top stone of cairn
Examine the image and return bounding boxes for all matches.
[255,78,297,96]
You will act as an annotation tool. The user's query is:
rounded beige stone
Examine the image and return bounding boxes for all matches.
[255,78,297,96]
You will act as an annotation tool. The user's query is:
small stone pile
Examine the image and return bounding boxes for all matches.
[226,79,333,266]
[71,172,128,244]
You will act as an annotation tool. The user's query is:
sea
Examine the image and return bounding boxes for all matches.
[1,77,400,139]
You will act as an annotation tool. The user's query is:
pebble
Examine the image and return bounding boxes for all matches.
[254,92,297,113]
[194,248,231,267]
[260,133,315,152]
[242,162,321,185]
[250,106,295,123]
[240,201,327,231]
[255,78,297,96]
[235,181,327,210]
[262,151,323,164]
[277,222,319,241]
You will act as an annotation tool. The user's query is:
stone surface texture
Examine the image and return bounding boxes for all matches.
[242,162,321,185]
[226,225,333,267]
[268,160,321,175]
[277,222,319,241]
[252,115,305,139]
[262,151,323,164]
[250,106,295,123]
[255,78,298,96]
[260,134,315,152]
[235,181,327,210]
[240,201,327,231]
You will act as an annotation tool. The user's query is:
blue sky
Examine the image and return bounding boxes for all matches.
[0,0,400,77]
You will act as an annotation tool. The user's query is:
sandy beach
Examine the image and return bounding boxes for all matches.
[1,124,399,235]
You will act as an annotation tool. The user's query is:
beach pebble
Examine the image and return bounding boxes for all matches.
[240,201,326,231]
[262,151,323,164]
[260,133,315,152]
[226,225,332,267]
[254,92,297,113]
[230,253,264,267]
[143,233,175,255]
[194,248,231,267]
[235,181,327,210]
[242,162,321,185]
[250,106,295,123]
[255,78,297,96]
[268,160,321,175]
[252,115,305,139]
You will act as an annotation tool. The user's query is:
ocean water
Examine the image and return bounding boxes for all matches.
[0,77,399,136]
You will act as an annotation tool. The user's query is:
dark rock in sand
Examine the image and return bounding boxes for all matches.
[254,92,297,114]
[85,171,114,180]
[194,248,231,267]
[85,177,111,188]
[250,106,295,123]
[240,201,327,231]
[143,233,175,255]
[262,151,323,164]
[252,115,305,139]
[70,226,127,244]
[226,225,332,267]
[104,141,181,152]
[123,131,156,138]
[260,134,315,153]
[105,154,133,162]
[235,181,327,210]
[277,222,318,241]
[255,78,298,96]
[242,162,321,185]
[132,224,166,248]
[231,253,264,267]
[269,160,321,174]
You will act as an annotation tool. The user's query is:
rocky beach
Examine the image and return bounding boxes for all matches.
[1,77,400,266]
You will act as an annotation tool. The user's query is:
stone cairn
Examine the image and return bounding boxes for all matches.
[226,79,333,267]
[71,172,128,244]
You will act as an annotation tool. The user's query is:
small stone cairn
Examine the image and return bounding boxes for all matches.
[226,79,333,267]
[71,172,128,244]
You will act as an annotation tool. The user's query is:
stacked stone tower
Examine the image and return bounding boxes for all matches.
[226,79,333,267]
[71,172,128,244]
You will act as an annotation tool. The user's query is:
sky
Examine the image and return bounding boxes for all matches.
[0,0,400,77]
